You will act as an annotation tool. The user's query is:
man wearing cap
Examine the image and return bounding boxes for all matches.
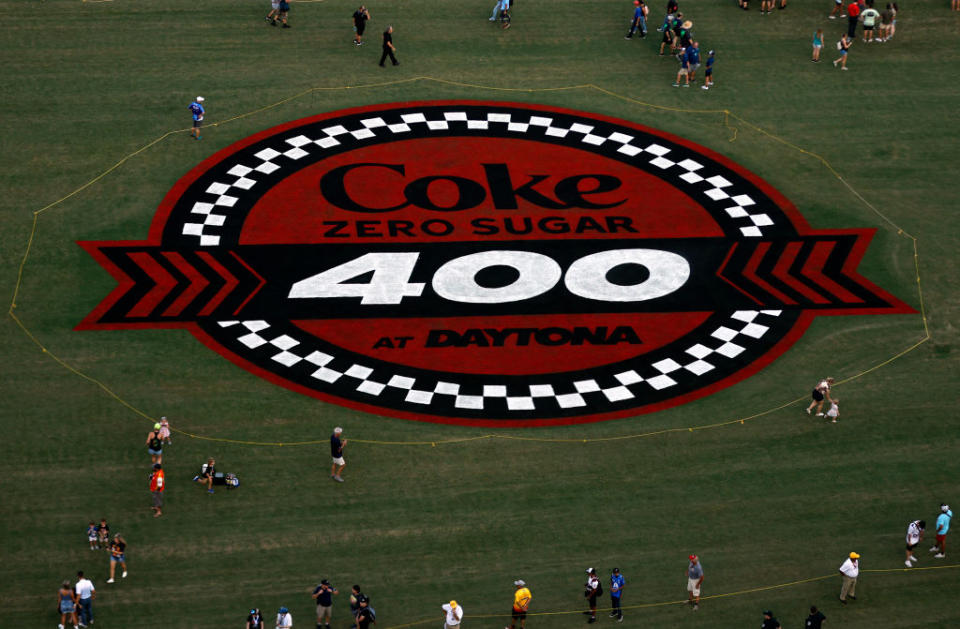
[149,463,165,518]
[508,580,531,629]
[625,0,648,39]
[442,600,463,628]
[584,568,600,623]
[931,503,952,558]
[312,579,338,629]
[356,598,375,629]
[686,554,703,610]
[761,610,781,629]
[838,552,859,604]
[189,97,205,140]
[331,427,347,482]
[609,568,625,622]
[276,606,293,629]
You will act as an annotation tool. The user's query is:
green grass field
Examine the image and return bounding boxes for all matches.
[2,1,959,627]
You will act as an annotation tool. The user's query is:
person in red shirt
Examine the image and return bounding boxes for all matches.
[149,463,165,518]
[846,1,861,38]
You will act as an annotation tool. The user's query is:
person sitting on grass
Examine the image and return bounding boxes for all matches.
[193,457,217,494]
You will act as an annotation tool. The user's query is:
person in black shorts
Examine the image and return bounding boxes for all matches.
[353,5,370,46]
[193,457,217,494]
[278,0,290,28]
[379,26,399,66]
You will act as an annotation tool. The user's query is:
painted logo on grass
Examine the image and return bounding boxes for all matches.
[78,102,913,426]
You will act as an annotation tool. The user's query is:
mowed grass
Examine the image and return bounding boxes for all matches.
[1,1,959,628]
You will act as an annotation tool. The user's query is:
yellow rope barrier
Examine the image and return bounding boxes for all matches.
[6,77,930,447]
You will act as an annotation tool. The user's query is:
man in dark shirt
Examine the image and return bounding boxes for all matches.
[246,608,264,629]
[805,605,826,629]
[353,6,370,46]
[313,579,339,628]
[762,610,782,629]
[331,427,347,482]
[193,457,217,493]
[379,26,399,67]
[350,586,366,628]
[356,598,375,628]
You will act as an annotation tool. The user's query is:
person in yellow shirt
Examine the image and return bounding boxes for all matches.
[507,580,531,629]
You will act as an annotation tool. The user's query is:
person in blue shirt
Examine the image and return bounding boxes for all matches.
[931,503,952,558]
[189,97,205,140]
[609,568,625,621]
[702,49,715,90]
[685,41,701,83]
[672,47,690,87]
[625,1,648,39]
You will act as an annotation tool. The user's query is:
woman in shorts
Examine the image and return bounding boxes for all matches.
[58,580,78,629]
[833,34,851,70]
[806,377,834,415]
[107,534,127,583]
[146,425,163,464]
[812,29,824,62]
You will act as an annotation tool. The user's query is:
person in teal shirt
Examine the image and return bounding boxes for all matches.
[931,503,952,558]
[812,29,824,62]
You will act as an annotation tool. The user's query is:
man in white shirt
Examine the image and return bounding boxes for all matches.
[442,599,463,628]
[838,552,860,604]
[906,520,925,567]
[276,606,292,629]
[75,571,95,627]
[584,568,600,623]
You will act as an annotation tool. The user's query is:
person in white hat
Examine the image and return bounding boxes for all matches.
[442,599,463,628]
[508,580,531,629]
[584,568,600,623]
[189,97,205,140]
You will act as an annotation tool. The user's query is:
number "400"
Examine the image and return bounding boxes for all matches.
[288,250,690,305]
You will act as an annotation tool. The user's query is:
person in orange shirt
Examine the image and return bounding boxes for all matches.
[507,579,531,629]
[149,463,165,518]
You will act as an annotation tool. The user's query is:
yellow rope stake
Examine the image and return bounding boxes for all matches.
[7,78,930,447]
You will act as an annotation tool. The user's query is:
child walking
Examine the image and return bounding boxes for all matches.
[833,34,852,70]
[158,416,172,445]
[701,50,716,89]
[86,522,98,550]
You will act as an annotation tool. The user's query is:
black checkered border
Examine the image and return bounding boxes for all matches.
[212,309,784,415]
[169,105,790,247]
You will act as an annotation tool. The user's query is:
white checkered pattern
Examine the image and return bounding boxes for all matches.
[217,309,782,413]
[178,108,784,246]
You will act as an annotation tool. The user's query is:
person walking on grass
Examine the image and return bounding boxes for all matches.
[86,521,98,551]
[75,571,95,627]
[58,580,78,629]
[265,0,280,25]
[625,0,648,39]
[838,551,859,604]
[609,567,625,622]
[825,398,840,423]
[686,42,701,83]
[829,0,843,19]
[146,423,163,464]
[107,534,127,583]
[833,34,852,70]
[379,26,399,66]
[806,377,834,415]
[277,0,291,28]
[931,503,952,558]
[702,50,715,89]
[508,579,532,629]
[442,600,463,628]
[686,555,703,610]
[149,463,165,518]
[906,519,925,567]
[189,97,205,141]
[330,427,347,482]
[353,5,371,46]
[812,29,824,62]
[158,416,172,444]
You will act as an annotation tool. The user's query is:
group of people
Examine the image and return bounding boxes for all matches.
[819,1,899,70]
[904,504,953,567]
[626,1,718,90]
[246,583,377,629]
